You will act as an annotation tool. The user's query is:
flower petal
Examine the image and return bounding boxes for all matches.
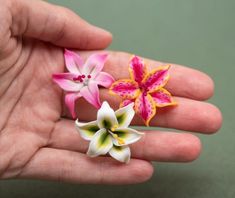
[151,88,177,107]
[97,101,118,129]
[120,99,135,107]
[129,56,147,84]
[111,127,143,146]
[83,53,108,77]
[80,82,101,109]
[143,65,170,93]
[115,103,135,127]
[65,92,81,118]
[109,79,140,99]
[52,73,83,92]
[87,129,113,157]
[94,72,115,88]
[109,145,130,163]
[75,120,99,141]
[64,49,84,74]
[134,93,156,126]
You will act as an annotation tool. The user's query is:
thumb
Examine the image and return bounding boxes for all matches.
[10,0,112,49]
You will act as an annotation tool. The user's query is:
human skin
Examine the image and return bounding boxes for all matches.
[0,0,222,184]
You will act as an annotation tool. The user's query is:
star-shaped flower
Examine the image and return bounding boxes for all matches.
[110,56,176,126]
[52,49,114,118]
[75,101,143,163]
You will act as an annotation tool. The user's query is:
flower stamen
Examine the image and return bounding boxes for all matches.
[112,134,125,145]
[111,124,118,131]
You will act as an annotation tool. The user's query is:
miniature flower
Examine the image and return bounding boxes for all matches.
[52,49,114,118]
[110,56,176,126]
[75,101,143,163]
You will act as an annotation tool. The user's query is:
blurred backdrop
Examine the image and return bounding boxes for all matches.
[0,0,234,197]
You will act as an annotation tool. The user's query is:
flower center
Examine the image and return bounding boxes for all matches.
[73,74,92,85]
[139,83,148,93]
[109,125,125,145]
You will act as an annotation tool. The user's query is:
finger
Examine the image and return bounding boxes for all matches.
[18,148,153,184]
[9,0,112,49]
[78,51,214,100]
[48,119,201,162]
[73,96,222,134]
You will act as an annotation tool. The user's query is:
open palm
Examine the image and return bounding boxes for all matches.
[0,0,222,184]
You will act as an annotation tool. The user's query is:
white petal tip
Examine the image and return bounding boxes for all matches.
[87,150,99,158]
[127,102,135,108]
[101,101,110,107]
[75,119,84,128]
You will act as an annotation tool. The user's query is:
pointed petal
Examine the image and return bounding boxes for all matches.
[80,82,101,109]
[151,88,177,107]
[83,53,108,77]
[111,127,143,146]
[52,73,83,92]
[97,101,118,129]
[75,120,99,141]
[109,79,140,99]
[115,103,135,127]
[87,129,113,157]
[143,65,170,93]
[120,99,135,107]
[134,93,156,126]
[64,49,84,74]
[94,72,115,88]
[109,146,130,163]
[129,56,147,84]
[65,92,81,118]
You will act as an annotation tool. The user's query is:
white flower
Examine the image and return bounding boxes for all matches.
[75,101,143,163]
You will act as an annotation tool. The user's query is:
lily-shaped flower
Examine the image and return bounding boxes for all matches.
[110,56,176,126]
[75,101,143,163]
[52,49,114,118]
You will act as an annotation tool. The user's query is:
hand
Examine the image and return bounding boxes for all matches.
[0,0,222,184]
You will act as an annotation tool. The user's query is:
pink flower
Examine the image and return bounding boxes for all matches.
[110,56,176,126]
[53,49,114,118]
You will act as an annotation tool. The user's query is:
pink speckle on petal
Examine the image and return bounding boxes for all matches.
[151,89,174,107]
[144,69,168,91]
[134,93,156,126]
[111,81,139,99]
[130,56,146,84]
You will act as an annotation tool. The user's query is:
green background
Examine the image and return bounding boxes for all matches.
[1,0,234,197]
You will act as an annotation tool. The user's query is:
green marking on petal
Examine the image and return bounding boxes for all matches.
[97,101,118,129]
[116,113,126,126]
[98,131,111,147]
[83,130,96,138]
[113,130,127,138]
[87,129,113,157]
[112,145,123,151]
[102,119,112,129]
[111,127,144,146]
[82,128,97,138]
[109,145,131,163]
[87,125,100,132]
[75,120,99,141]
[115,102,135,128]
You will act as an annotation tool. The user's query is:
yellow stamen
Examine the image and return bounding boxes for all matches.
[111,124,118,131]
[112,134,125,145]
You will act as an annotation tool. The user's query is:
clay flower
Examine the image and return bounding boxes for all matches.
[75,101,143,163]
[52,49,114,118]
[110,56,176,126]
